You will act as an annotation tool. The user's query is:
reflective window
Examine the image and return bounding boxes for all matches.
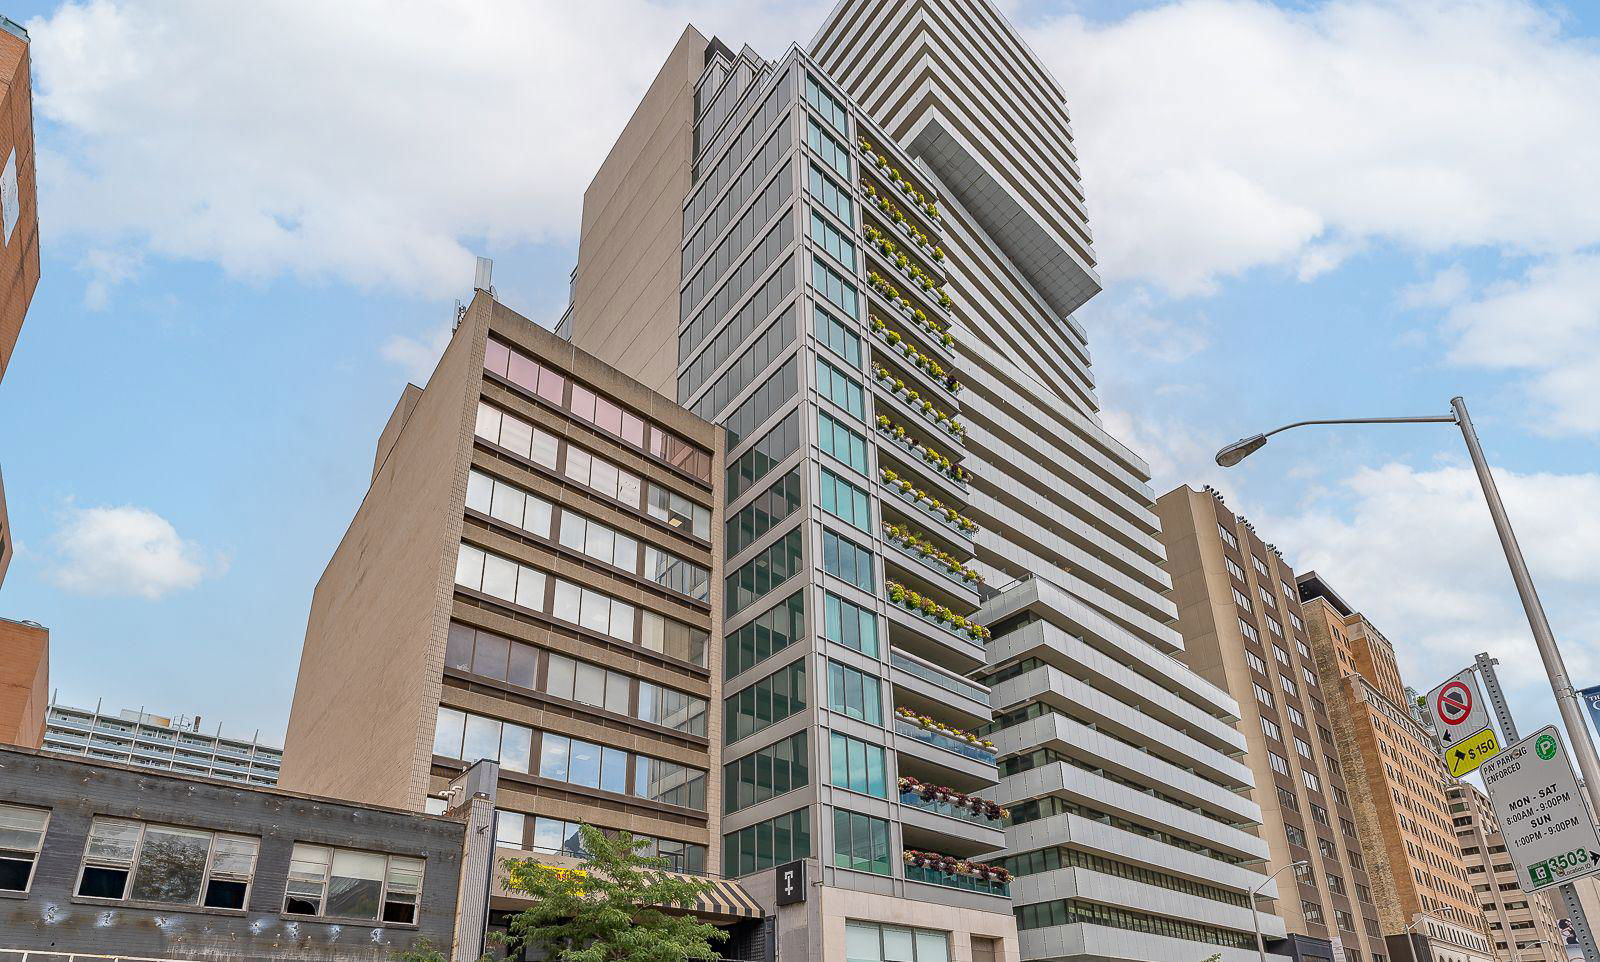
[77,817,259,911]
[283,843,423,924]
[0,804,49,893]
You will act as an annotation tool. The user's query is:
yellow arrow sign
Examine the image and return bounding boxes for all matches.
[1448,726,1503,777]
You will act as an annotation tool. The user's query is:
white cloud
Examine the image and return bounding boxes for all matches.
[380,324,452,384]
[1400,263,1471,309]
[29,0,827,302]
[1264,463,1600,716]
[1023,0,1600,294]
[50,504,218,600]
[1438,252,1600,436]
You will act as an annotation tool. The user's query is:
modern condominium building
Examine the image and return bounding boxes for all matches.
[42,699,283,786]
[279,294,764,944]
[1447,781,1566,962]
[1156,486,1384,962]
[559,2,1287,960]
[1298,572,1494,962]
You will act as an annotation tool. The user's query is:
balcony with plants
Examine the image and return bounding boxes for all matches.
[881,520,981,609]
[857,134,943,233]
[894,706,998,794]
[871,361,964,445]
[883,579,988,677]
[862,222,947,297]
[861,273,956,360]
[875,414,969,498]
[877,467,976,559]
[897,776,1007,857]
[889,647,991,731]
[902,850,1012,898]
[863,251,954,323]
[869,319,961,413]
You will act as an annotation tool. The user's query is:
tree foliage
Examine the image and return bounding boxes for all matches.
[501,825,725,962]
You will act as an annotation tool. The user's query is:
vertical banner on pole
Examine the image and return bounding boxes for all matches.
[1579,685,1600,740]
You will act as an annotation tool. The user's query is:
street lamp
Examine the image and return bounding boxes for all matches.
[1216,397,1600,847]
[1250,859,1309,962]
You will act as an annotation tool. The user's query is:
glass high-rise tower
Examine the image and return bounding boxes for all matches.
[562,2,1289,960]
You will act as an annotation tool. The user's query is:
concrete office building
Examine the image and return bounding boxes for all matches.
[1298,572,1494,962]
[1447,782,1566,962]
[0,617,46,748]
[0,746,498,961]
[279,294,757,943]
[560,2,1287,960]
[0,15,38,387]
[42,700,284,786]
[1156,486,1384,962]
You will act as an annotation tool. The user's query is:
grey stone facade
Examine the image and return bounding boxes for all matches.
[0,746,473,961]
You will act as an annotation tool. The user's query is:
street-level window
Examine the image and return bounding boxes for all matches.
[845,921,951,962]
[77,817,258,910]
[0,804,49,892]
[284,843,423,924]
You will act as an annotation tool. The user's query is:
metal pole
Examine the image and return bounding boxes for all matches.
[1253,896,1265,962]
[1478,652,1599,962]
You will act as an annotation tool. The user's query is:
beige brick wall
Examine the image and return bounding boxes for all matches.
[0,617,46,749]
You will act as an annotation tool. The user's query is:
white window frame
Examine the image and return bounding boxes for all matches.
[281,842,426,926]
[75,816,259,911]
[0,803,51,894]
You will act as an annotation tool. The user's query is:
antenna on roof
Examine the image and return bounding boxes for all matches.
[474,256,495,298]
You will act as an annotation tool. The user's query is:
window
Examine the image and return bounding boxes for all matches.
[284,843,423,924]
[1280,674,1299,697]
[1311,804,1331,827]
[540,733,631,796]
[1303,770,1322,792]
[433,707,533,773]
[724,732,809,813]
[1260,715,1282,741]
[690,303,797,421]
[1291,612,1306,632]
[805,74,848,134]
[723,355,797,445]
[727,528,804,615]
[1286,824,1307,847]
[846,922,951,962]
[1269,752,1290,776]
[545,653,633,716]
[728,469,802,556]
[1233,587,1253,612]
[1218,524,1239,549]
[1259,585,1276,608]
[811,209,857,269]
[723,808,810,877]
[465,469,553,538]
[1254,683,1274,707]
[1238,618,1260,643]
[484,337,568,407]
[646,483,712,539]
[725,659,807,743]
[1319,837,1336,859]
[816,357,865,419]
[552,577,637,643]
[642,545,711,600]
[474,402,561,472]
[823,529,875,590]
[824,591,879,656]
[1268,616,1284,638]
[813,255,860,318]
[814,304,861,367]
[818,410,869,474]
[1304,666,1319,687]
[639,610,710,667]
[832,810,891,876]
[831,732,888,798]
[1224,557,1245,581]
[634,754,708,809]
[455,542,548,610]
[638,679,708,736]
[820,467,872,531]
[558,510,639,571]
[807,163,853,227]
[1295,736,1315,761]
[808,118,851,178]
[1245,649,1267,674]
[495,810,526,847]
[828,660,883,724]
[726,591,805,678]
[77,817,259,911]
[1286,703,1306,728]
[564,446,643,507]
[0,804,48,893]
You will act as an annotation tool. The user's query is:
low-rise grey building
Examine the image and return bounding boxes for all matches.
[0,745,492,962]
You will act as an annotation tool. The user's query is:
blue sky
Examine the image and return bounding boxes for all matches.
[2,0,1599,746]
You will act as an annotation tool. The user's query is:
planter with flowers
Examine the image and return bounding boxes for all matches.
[857,135,943,226]
[872,362,963,439]
[895,708,996,753]
[898,775,1008,821]
[876,415,970,486]
[868,313,961,395]
[886,580,990,642]
[879,468,979,535]
[883,521,981,584]
[902,849,1012,886]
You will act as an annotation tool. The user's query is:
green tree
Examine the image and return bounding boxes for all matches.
[501,825,725,962]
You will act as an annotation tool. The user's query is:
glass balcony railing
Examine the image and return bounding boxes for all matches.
[889,651,988,706]
[899,790,1003,827]
[894,718,997,764]
[903,862,1010,897]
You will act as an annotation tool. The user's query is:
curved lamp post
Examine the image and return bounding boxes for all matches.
[1216,397,1600,830]
[1250,859,1309,962]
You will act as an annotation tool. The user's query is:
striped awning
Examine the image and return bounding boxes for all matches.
[687,876,763,920]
